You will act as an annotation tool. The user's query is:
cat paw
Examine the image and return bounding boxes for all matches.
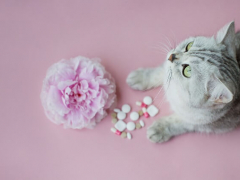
[126,69,148,91]
[147,120,172,143]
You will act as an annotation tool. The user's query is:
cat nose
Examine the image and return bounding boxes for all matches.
[168,53,176,62]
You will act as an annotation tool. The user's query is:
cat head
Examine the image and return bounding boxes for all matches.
[165,21,239,109]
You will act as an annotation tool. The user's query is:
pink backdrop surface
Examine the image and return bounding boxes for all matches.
[1,0,240,179]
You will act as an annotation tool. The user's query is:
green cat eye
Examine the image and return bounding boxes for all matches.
[183,65,191,78]
[186,42,193,52]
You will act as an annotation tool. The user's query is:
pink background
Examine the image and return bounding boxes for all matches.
[1,0,240,179]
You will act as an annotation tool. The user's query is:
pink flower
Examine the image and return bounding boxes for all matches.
[41,56,116,129]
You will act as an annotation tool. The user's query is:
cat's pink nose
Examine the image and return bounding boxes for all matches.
[168,54,176,62]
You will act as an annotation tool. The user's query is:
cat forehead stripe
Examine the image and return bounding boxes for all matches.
[190,51,239,88]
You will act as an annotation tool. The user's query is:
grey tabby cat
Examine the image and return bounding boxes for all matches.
[126,21,240,143]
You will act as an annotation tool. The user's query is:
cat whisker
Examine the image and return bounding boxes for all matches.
[151,49,169,57]
[156,41,171,51]
[170,29,178,49]
[152,85,164,102]
[158,33,174,50]
[153,46,169,54]
[153,68,172,108]
[155,42,170,53]
[152,44,170,53]
[152,69,170,102]
[157,68,172,107]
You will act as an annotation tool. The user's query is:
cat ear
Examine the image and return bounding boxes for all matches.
[206,75,233,104]
[216,21,236,59]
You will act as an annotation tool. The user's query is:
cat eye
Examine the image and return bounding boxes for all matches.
[185,42,194,52]
[182,65,191,78]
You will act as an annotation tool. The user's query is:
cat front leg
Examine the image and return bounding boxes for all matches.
[126,66,164,91]
[147,114,194,143]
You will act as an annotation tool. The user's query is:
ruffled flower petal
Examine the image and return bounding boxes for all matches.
[41,56,116,129]
[47,86,70,116]
[57,80,77,91]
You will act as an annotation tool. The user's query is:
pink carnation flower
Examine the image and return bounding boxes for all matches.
[41,56,116,129]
